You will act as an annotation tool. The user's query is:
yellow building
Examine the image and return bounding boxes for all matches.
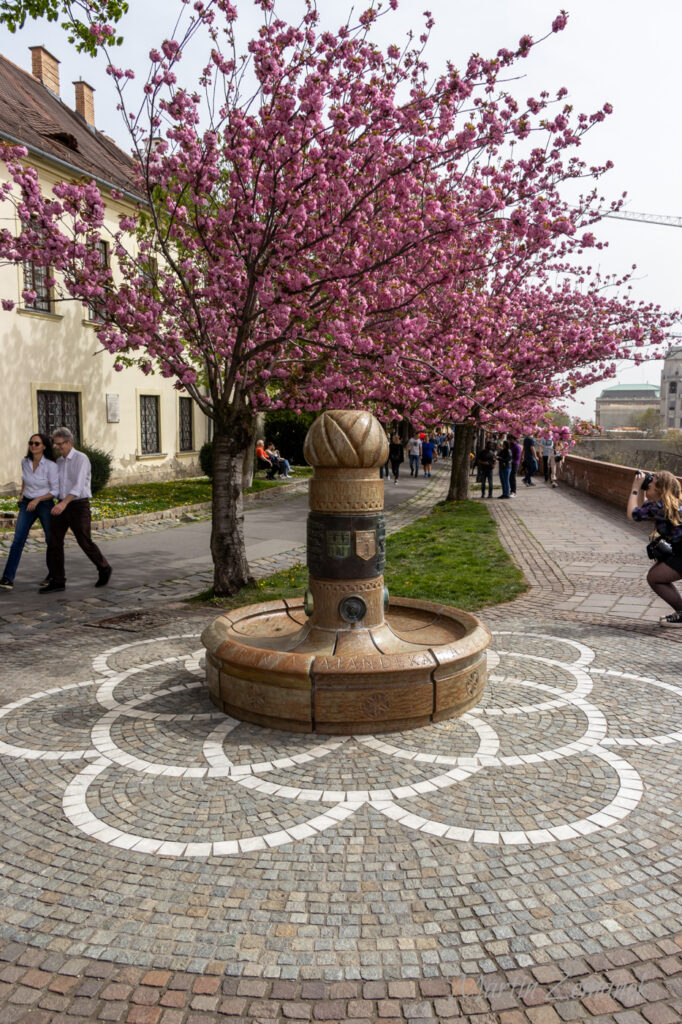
[0,46,207,493]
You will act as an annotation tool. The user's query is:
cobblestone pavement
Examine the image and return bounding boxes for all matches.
[0,470,681,1022]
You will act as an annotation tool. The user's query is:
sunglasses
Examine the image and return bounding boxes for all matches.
[28,440,44,446]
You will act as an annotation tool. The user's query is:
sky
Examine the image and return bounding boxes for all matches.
[1,0,680,421]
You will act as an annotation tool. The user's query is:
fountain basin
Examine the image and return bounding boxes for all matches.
[202,596,490,734]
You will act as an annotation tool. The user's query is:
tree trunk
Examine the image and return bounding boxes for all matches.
[241,442,255,492]
[211,425,253,596]
[446,423,476,501]
[241,412,264,491]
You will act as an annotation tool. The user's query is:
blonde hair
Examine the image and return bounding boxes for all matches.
[655,471,682,526]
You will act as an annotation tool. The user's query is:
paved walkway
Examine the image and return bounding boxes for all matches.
[0,469,681,1023]
[0,469,444,640]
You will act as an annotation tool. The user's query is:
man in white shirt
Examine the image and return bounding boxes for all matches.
[41,427,112,594]
[540,436,555,484]
[407,434,421,477]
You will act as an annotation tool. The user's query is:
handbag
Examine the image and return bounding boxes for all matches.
[647,532,673,561]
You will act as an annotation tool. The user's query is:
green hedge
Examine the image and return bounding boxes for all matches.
[199,440,214,480]
[80,444,113,495]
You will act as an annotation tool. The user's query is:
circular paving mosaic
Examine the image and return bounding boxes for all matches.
[0,623,681,975]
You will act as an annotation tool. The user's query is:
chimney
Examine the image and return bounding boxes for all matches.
[29,45,60,96]
[73,80,95,127]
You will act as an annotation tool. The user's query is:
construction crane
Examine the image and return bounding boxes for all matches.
[605,210,682,228]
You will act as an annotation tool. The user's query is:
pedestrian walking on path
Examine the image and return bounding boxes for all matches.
[407,433,421,476]
[420,435,434,477]
[508,433,521,496]
[522,434,538,487]
[475,441,495,498]
[41,428,112,594]
[540,435,556,484]
[496,439,511,498]
[0,433,57,591]
[388,433,404,483]
[628,469,682,625]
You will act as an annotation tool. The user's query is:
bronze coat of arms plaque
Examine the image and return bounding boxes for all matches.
[355,531,376,561]
[307,513,385,578]
[326,530,351,560]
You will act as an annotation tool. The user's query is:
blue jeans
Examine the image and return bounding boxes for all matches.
[2,498,53,581]
[499,464,511,497]
[409,453,419,475]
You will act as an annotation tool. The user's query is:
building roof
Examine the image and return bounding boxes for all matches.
[664,346,682,359]
[0,52,140,199]
[597,383,660,398]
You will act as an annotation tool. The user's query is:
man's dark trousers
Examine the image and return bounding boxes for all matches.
[47,499,110,585]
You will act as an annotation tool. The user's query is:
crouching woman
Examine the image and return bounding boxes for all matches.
[627,470,682,625]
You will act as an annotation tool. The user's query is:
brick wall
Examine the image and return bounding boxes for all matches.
[562,455,682,508]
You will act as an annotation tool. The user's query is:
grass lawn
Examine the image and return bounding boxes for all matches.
[0,466,312,522]
[197,500,527,612]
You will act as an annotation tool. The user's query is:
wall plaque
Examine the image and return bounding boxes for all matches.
[106,394,120,423]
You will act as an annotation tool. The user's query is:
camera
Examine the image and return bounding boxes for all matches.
[641,472,654,491]
[647,537,673,561]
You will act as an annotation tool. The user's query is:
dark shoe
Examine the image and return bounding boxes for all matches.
[660,611,682,626]
[0,576,13,590]
[39,576,50,587]
[95,566,112,588]
[39,581,65,593]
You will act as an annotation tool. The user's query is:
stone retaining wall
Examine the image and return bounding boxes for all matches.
[562,454,682,508]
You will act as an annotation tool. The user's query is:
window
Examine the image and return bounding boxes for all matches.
[21,218,51,312]
[87,240,108,322]
[37,390,81,444]
[669,381,677,395]
[179,397,193,451]
[140,395,160,454]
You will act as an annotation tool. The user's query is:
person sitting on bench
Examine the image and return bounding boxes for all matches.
[266,442,291,478]
[255,439,277,479]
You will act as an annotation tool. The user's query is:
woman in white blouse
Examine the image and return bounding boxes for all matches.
[0,433,59,590]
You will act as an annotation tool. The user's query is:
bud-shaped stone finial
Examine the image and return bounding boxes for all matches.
[304,410,388,469]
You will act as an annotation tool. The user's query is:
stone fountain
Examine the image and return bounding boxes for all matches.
[202,410,490,733]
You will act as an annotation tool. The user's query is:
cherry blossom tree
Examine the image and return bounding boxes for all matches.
[413,275,673,499]
[0,0,674,591]
[0,0,127,55]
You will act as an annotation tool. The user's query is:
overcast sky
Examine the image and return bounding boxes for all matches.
[2,0,680,420]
